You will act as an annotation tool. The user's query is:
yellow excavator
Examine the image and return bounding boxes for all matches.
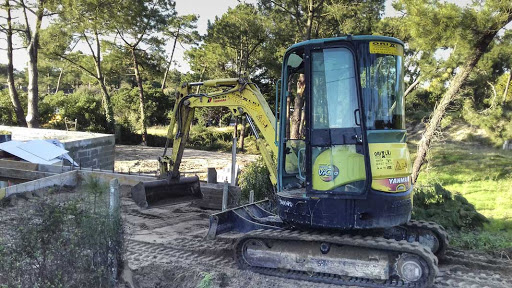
[131,35,448,287]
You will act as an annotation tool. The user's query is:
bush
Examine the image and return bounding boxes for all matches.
[413,183,488,230]
[42,87,107,132]
[0,89,28,125]
[0,181,123,287]
[111,84,174,132]
[239,157,273,202]
[462,98,512,146]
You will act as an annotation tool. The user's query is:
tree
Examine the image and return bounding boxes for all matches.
[47,0,125,132]
[16,0,54,127]
[161,14,200,91]
[0,0,27,126]
[409,0,512,183]
[115,0,176,144]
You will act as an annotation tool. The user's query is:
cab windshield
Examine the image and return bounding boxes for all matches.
[359,43,405,130]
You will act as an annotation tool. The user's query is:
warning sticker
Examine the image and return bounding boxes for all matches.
[369,41,404,56]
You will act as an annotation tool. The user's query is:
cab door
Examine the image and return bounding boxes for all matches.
[306,45,369,195]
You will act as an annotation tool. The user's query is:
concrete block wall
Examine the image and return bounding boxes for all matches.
[0,126,115,170]
[65,135,115,170]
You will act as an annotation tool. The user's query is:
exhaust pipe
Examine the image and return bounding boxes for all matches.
[131,176,202,208]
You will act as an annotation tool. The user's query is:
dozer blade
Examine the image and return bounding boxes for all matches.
[207,200,283,240]
[131,176,202,208]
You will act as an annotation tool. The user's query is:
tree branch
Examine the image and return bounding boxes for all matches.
[12,0,36,15]
[20,0,31,41]
[56,53,97,79]
[404,77,420,98]
[269,0,297,19]
[82,32,98,63]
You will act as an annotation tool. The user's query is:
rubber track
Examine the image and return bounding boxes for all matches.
[235,229,439,288]
[404,220,450,258]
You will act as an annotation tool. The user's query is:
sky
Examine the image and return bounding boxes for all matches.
[0,0,478,73]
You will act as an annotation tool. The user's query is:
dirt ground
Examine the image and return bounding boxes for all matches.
[1,182,512,288]
[114,145,259,179]
[113,144,512,288]
[119,193,512,288]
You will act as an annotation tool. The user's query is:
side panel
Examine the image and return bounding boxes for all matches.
[369,143,412,192]
[311,145,365,191]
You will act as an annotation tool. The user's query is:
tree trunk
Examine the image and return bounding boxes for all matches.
[26,42,39,128]
[238,116,246,151]
[161,28,179,91]
[54,68,63,94]
[304,0,314,40]
[92,30,115,132]
[412,21,511,183]
[233,116,238,138]
[131,48,147,145]
[25,2,44,128]
[503,71,511,104]
[290,74,305,139]
[5,0,27,127]
[404,77,421,98]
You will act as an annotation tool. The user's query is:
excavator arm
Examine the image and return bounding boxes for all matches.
[160,78,278,185]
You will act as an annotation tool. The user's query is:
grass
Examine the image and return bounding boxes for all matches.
[412,141,512,252]
[197,272,213,288]
[147,125,259,154]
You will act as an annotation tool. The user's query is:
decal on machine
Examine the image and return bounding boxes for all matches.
[374,176,410,192]
[388,177,408,185]
[318,165,339,182]
[369,41,404,56]
[395,160,407,171]
[374,149,393,170]
[279,199,293,207]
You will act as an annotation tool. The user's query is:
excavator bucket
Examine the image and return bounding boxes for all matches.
[131,176,202,208]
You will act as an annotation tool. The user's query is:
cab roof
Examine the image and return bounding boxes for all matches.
[286,35,404,52]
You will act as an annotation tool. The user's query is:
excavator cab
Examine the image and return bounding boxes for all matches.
[276,36,412,230]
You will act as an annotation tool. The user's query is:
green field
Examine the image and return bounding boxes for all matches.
[413,142,512,252]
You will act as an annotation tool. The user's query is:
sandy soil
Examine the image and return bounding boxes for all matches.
[112,144,512,288]
[2,185,512,288]
[115,145,259,179]
[119,189,512,288]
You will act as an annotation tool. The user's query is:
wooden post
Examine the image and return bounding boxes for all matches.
[231,137,237,186]
[249,190,254,204]
[222,180,229,211]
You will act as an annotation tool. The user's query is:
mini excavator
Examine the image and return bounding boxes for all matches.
[131,35,449,287]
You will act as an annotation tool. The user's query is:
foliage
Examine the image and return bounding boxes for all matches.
[197,272,213,288]
[0,186,122,287]
[413,142,512,252]
[41,88,107,132]
[239,157,273,202]
[413,183,488,230]
[451,229,512,253]
[111,84,174,131]
[462,99,512,146]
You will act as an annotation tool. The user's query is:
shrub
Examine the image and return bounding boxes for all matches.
[239,157,274,202]
[42,87,107,132]
[413,183,488,230]
[462,98,512,146]
[111,85,174,132]
[0,182,123,287]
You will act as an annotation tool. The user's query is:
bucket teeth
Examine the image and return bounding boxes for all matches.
[130,176,202,208]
